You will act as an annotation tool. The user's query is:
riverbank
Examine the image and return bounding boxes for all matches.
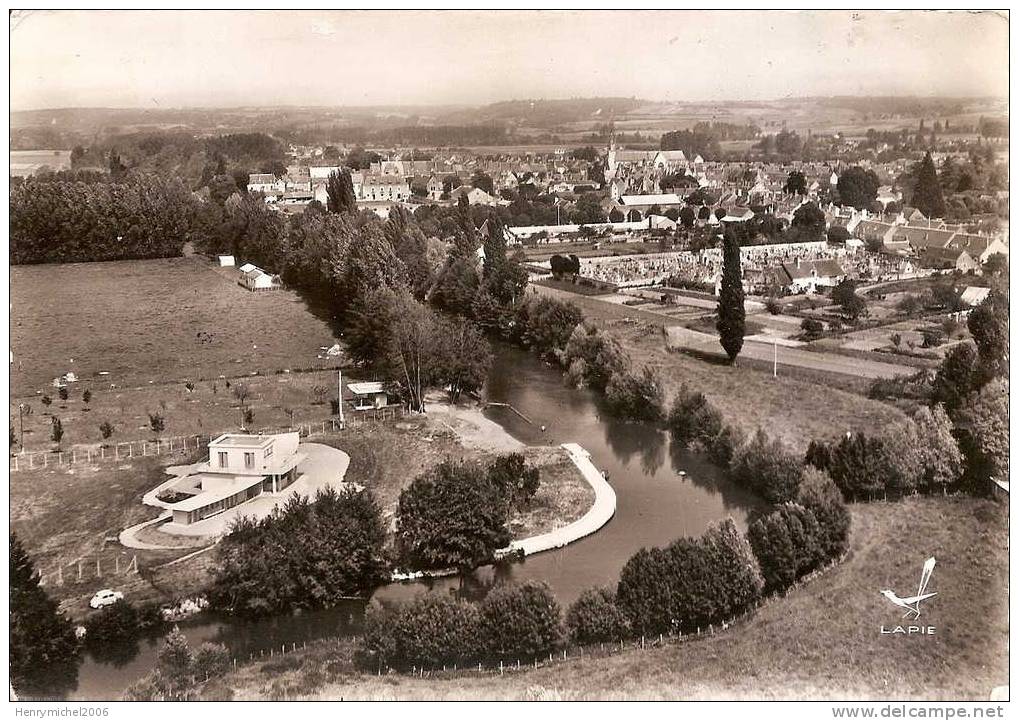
[202,495,1008,701]
[529,284,907,451]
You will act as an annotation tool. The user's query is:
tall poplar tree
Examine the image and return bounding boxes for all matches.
[716,224,746,363]
[912,152,946,219]
[326,170,357,214]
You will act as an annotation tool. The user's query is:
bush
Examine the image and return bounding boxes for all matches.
[805,431,912,501]
[729,430,803,504]
[603,366,665,422]
[99,421,114,439]
[562,324,629,392]
[616,520,763,635]
[747,503,824,593]
[395,459,510,573]
[148,412,165,433]
[921,328,945,348]
[479,582,564,661]
[84,600,140,647]
[516,295,583,360]
[192,642,230,682]
[565,587,630,645]
[800,318,824,340]
[796,467,850,561]
[487,453,540,508]
[765,297,781,315]
[358,595,483,671]
[666,386,742,466]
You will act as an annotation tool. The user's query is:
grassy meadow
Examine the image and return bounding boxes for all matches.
[204,496,1009,701]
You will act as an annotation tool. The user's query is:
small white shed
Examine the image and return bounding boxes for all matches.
[218,255,236,267]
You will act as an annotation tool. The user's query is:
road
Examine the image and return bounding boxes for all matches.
[665,326,917,380]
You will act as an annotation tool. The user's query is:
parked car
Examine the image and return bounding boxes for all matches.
[89,589,124,609]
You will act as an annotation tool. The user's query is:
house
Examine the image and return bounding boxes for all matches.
[918,247,981,273]
[426,175,445,201]
[247,173,284,197]
[358,174,410,202]
[775,259,846,294]
[239,265,281,291]
[721,207,755,223]
[152,433,306,526]
[960,286,991,308]
[347,382,389,411]
[449,185,499,206]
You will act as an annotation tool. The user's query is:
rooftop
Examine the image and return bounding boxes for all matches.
[210,433,275,448]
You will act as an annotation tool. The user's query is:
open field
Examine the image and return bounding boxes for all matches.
[10,256,340,396]
[530,285,907,448]
[203,496,1008,701]
[11,368,350,454]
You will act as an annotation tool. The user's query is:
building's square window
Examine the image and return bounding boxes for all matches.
[244,452,254,469]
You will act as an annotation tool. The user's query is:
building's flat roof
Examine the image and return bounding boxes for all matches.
[210,433,275,448]
[347,381,385,395]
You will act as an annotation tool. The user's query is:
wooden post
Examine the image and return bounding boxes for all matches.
[96,557,101,577]
[77,561,82,581]
[72,450,76,464]
[12,456,17,472]
[115,557,120,574]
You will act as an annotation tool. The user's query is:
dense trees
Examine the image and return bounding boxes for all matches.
[10,533,80,695]
[955,379,1009,489]
[395,459,511,573]
[208,488,389,617]
[967,289,1009,384]
[835,166,880,210]
[784,170,807,195]
[616,520,764,635]
[11,175,203,263]
[716,225,746,362]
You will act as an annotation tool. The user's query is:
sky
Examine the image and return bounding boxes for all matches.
[9,10,1010,110]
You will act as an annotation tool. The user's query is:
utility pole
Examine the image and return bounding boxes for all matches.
[337,369,345,426]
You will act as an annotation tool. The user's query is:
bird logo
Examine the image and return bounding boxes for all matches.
[880,557,937,620]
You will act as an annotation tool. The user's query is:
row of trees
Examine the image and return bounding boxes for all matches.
[358,581,563,671]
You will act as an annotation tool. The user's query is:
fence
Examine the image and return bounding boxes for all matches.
[37,553,139,588]
[9,406,405,473]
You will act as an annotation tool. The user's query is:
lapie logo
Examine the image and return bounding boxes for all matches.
[879,556,937,636]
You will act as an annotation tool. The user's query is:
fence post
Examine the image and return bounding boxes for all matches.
[12,456,17,472]
[115,557,120,574]
[72,450,76,464]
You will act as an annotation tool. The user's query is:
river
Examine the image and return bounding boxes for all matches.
[53,344,760,700]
